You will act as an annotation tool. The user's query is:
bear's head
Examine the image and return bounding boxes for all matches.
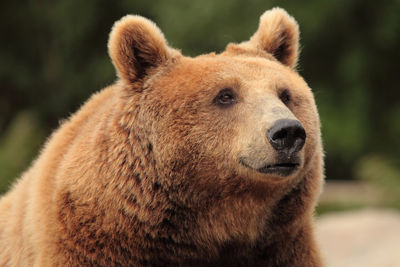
[108,8,322,207]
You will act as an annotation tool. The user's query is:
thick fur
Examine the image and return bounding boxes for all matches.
[0,8,324,266]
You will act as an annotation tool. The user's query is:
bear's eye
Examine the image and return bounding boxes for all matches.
[279,89,291,105]
[214,88,237,106]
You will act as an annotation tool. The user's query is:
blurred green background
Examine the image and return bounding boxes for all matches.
[0,0,399,210]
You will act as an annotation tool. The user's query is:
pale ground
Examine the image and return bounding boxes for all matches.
[316,208,400,267]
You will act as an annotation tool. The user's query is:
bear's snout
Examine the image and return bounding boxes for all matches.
[266,119,306,155]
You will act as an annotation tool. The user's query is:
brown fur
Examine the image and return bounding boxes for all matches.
[0,8,324,266]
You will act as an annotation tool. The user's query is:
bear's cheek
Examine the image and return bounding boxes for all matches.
[150,112,236,175]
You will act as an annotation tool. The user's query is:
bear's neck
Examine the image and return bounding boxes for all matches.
[95,154,311,264]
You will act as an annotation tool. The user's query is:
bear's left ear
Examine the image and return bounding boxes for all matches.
[249,8,300,68]
[108,15,174,86]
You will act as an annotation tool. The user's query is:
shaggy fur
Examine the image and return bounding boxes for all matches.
[0,8,324,266]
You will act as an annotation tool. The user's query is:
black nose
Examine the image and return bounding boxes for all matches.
[267,119,306,153]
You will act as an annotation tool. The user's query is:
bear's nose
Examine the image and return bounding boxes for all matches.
[267,119,306,153]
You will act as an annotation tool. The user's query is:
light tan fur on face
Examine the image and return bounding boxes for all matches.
[0,7,324,266]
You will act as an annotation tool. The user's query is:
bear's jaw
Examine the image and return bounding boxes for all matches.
[239,156,300,177]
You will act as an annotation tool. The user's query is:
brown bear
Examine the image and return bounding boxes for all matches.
[0,7,324,266]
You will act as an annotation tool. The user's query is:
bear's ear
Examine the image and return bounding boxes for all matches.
[249,8,300,68]
[108,15,172,85]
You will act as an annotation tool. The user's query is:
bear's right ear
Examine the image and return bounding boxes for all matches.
[249,8,300,69]
[108,15,172,86]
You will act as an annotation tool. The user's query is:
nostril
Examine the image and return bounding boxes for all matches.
[272,128,287,141]
[294,127,306,140]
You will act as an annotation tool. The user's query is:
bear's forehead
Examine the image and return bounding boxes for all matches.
[157,55,303,93]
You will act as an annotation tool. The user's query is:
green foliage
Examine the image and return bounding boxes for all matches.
[0,0,399,194]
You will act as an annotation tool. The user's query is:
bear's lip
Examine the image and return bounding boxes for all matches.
[239,158,299,177]
[256,162,299,176]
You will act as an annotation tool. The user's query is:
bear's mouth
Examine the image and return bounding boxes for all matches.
[239,158,299,177]
[257,162,299,176]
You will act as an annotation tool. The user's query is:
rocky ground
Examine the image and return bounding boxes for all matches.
[316,209,400,267]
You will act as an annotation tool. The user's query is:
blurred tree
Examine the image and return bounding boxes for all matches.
[0,0,399,193]
[357,155,400,209]
[0,111,45,194]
